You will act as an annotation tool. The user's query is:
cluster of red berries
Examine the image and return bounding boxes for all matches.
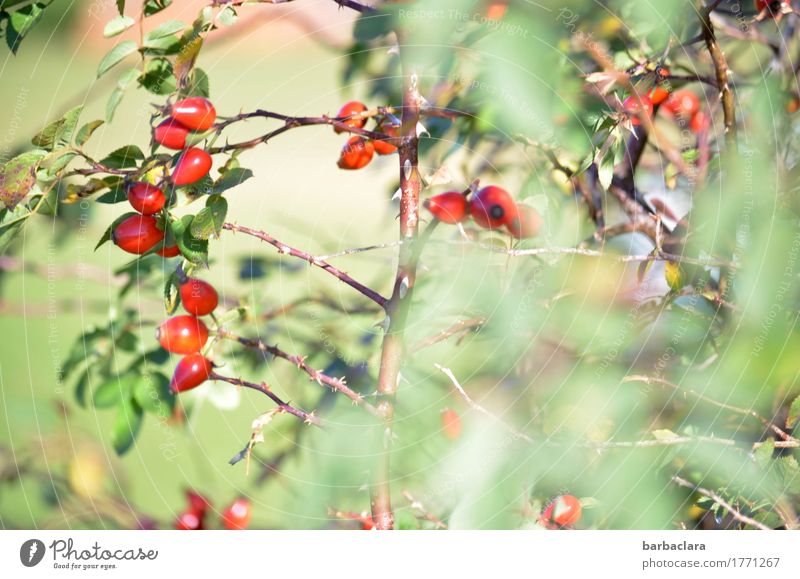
[424,186,541,239]
[155,96,216,186]
[539,494,582,529]
[622,86,707,133]
[156,277,219,393]
[112,183,174,256]
[175,490,252,530]
[334,101,398,170]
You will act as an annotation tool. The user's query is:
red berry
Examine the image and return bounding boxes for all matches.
[470,185,518,229]
[690,110,710,133]
[172,147,212,186]
[170,354,214,393]
[334,101,368,134]
[157,244,181,258]
[154,118,190,150]
[543,495,582,528]
[180,278,219,316]
[175,510,203,530]
[665,90,700,118]
[622,94,654,126]
[507,204,542,239]
[648,86,670,106]
[222,498,252,530]
[186,490,211,516]
[424,191,468,224]
[127,183,166,215]
[157,316,209,354]
[337,136,374,170]
[441,408,462,440]
[171,97,216,131]
[112,215,164,255]
[756,0,785,16]
[372,124,399,155]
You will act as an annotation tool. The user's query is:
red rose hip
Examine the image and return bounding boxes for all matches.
[170,353,214,393]
[622,94,653,126]
[441,408,462,441]
[127,183,166,215]
[222,498,252,530]
[180,278,219,316]
[334,100,368,134]
[424,192,468,224]
[157,244,181,258]
[157,315,209,354]
[542,495,582,528]
[470,185,518,229]
[507,204,542,239]
[175,510,203,530]
[665,90,700,118]
[172,147,212,186]
[337,136,374,170]
[372,124,399,155]
[171,97,216,131]
[154,118,190,150]
[112,215,164,255]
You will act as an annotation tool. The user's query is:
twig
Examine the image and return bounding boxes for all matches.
[410,316,487,353]
[222,222,389,308]
[699,1,737,146]
[211,372,323,427]
[671,475,772,530]
[402,490,447,529]
[218,329,380,416]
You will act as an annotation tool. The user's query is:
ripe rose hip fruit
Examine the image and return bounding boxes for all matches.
[441,408,462,441]
[175,510,203,530]
[665,89,700,118]
[156,315,209,354]
[690,110,710,133]
[222,498,252,530]
[470,185,518,229]
[543,495,582,528]
[334,100,368,133]
[622,94,654,126]
[186,490,211,515]
[180,278,219,316]
[171,97,216,131]
[170,353,214,393]
[507,204,542,239]
[424,191,468,224]
[112,215,164,255]
[172,147,212,185]
[372,124,399,155]
[127,183,166,215]
[157,244,180,258]
[154,118,190,150]
[648,86,670,106]
[337,136,374,170]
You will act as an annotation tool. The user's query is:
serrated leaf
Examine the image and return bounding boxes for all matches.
[75,120,104,146]
[100,145,144,169]
[5,3,45,53]
[97,40,138,78]
[0,150,46,210]
[190,195,227,239]
[787,395,800,430]
[95,211,138,250]
[174,36,203,87]
[111,398,144,455]
[103,15,135,37]
[31,106,83,151]
[213,167,252,194]
[133,372,174,417]
[171,214,208,266]
[754,438,774,469]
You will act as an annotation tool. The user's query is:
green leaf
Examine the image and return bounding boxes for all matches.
[171,215,208,266]
[143,0,172,17]
[103,15,135,37]
[0,150,46,210]
[75,120,105,147]
[74,367,91,408]
[31,105,83,151]
[95,211,138,250]
[143,19,184,45]
[787,395,800,430]
[100,145,144,169]
[5,3,45,53]
[213,167,252,194]
[139,58,176,95]
[754,438,774,469]
[116,0,125,15]
[164,270,181,314]
[353,9,394,43]
[111,398,144,455]
[173,36,203,87]
[133,372,174,417]
[190,195,227,239]
[95,185,128,204]
[42,149,78,176]
[106,88,125,123]
[93,373,138,408]
[179,68,209,99]
[97,40,138,78]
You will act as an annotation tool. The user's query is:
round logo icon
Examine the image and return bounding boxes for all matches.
[19,539,46,567]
